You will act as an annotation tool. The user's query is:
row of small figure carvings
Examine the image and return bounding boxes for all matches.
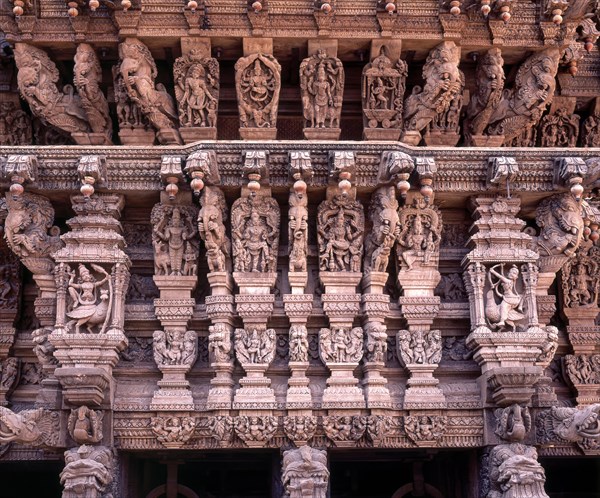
[7,38,599,147]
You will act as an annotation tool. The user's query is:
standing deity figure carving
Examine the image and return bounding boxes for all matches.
[0,102,32,146]
[234,327,276,365]
[486,48,560,144]
[364,322,388,363]
[73,43,112,143]
[362,46,408,135]
[231,196,280,273]
[317,195,364,272]
[463,48,505,145]
[118,38,181,143]
[396,199,441,270]
[485,264,524,332]
[112,64,148,131]
[208,323,232,363]
[235,53,281,129]
[153,329,198,367]
[174,49,219,129]
[151,205,198,276]
[402,41,463,143]
[14,44,90,138]
[535,193,585,258]
[300,49,344,130]
[198,187,230,273]
[282,446,329,498]
[288,191,309,272]
[319,326,364,363]
[61,445,113,498]
[65,264,112,334]
[289,324,309,362]
[364,186,400,274]
[562,246,600,308]
[396,329,442,365]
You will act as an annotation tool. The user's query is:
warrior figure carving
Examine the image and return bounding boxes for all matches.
[485,264,524,332]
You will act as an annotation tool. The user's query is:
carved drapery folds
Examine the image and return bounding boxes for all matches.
[61,445,113,498]
[300,49,344,140]
[362,46,408,141]
[402,41,464,146]
[282,446,329,498]
[235,53,281,139]
[118,38,181,145]
[174,49,219,142]
[73,43,112,144]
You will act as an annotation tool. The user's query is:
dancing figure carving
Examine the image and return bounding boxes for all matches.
[485,264,524,332]
[66,264,112,334]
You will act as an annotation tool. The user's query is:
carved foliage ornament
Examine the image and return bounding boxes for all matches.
[198,186,230,273]
[317,194,364,272]
[231,195,280,273]
[282,446,329,498]
[300,49,344,130]
[235,53,281,129]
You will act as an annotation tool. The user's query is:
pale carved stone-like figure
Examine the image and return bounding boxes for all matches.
[396,199,441,270]
[14,44,91,136]
[0,102,32,146]
[174,50,219,128]
[282,446,329,498]
[235,54,281,129]
[118,39,180,141]
[208,323,232,363]
[151,205,198,276]
[319,326,364,364]
[198,187,230,273]
[364,186,400,273]
[65,264,112,334]
[486,48,560,144]
[362,46,408,132]
[0,406,58,446]
[288,191,309,272]
[73,44,112,142]
[153,330,197,367]
[537,404,600,444]
[402,41,463,139]
[487,443,549,498]
[317,195,364,272]
[300,49,344,129]
[67,406,103,445]
[485,264,524,332]
[231,196,280,273]
[289,324,309,362]
[234,327,276,365]
[61,445,113,498]
[535,193,584,258]
[364,322,388,363]
[463,48,505,144]
[396,329,442,365]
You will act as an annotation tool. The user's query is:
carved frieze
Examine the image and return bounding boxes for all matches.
[151,415,196,448]
[233,415,278,447]
[283,416,317,446]
[323,415,367,446]
[404,415,447,446]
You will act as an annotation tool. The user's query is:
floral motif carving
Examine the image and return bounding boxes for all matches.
[319,326,363,363]
[435,272,467,301]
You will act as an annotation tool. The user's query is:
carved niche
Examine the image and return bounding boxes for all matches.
[150,205,199,277]
[231,195,280,273]
[14,44,91,139]
[235,53,281,133]
[118,38,181,144]
[198,186,230,273]
[282,446,329,498]
[317,194,365,272]
[538,97,580,148]
[299,49,344,139]
[364,185,400,274]
[68,405,103,444]
[73,43,112,144]
[173,49,219,138]
[362,45,408,140]
[486,48,560,145]
[319,326,364,364]
[463,48,505,146]
[153,329,198,367]
[402,41,464,146]
[0,102,32,146]
[288,190,309,273]
[61,445,113,498]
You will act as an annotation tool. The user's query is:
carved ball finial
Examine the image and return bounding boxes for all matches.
[121,0,132,10]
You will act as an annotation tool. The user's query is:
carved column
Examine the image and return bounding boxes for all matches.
[235,38,281,140]
[232,151,280,410]
[150,157,200,411]
[284,151,314,410]
[50,192,129,407]
[317,151,366,409]
[463,195,550,407]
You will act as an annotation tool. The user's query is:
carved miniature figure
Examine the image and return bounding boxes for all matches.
[282,446,329,498]
[61,445,113,498]
[235,53,281,129]
[397,199,441,270]
[364,322,388,363]
[112,63,148,130]
[234,327,276,365]
[73,44,112,143]
[231,196,280,273]
[288,191,309,273]
[463,48,505,145]
[404,415,447,444]
[323,415,368,443]
[68,406,103,444]
[539,105,580,148]
[0,102,32,146]
[289,324,309,363]
[486,48,560,144]
[208,323,232,363]
[234,415,278,444]
[198,187,230,273]
[31,327,57,367]
[0,357,18,392]
[66,264,112,334]
[174,50,219,128]
[562,247,600,308]
[283,416,317,444]
[485,264,524,332]
[153,329,197,367]
[364,186,400,273]
[319,326,364,364]
[151,416,196,445]
[396,329,442,365]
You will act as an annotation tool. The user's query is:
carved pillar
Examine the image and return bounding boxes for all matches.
[463,195,551,407]
[150,159,199,411]
[284,151,314,410]
[235,38,281,140]
[231,151,280,410]
[281,446,330,498]
[317,151,366,409]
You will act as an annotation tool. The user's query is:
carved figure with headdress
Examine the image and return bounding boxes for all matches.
[288,191,309,272]
[198,187,230,273]
[364,185,399,273]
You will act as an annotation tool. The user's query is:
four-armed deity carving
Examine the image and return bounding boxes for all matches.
[396,199,441,271]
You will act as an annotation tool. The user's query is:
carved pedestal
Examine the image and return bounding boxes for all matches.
[400,130,422,146]
[424,131,460,147]
[469,135,505,147]
[180,127,217,143]
[118,128,156,146]
[303,128,341,141]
